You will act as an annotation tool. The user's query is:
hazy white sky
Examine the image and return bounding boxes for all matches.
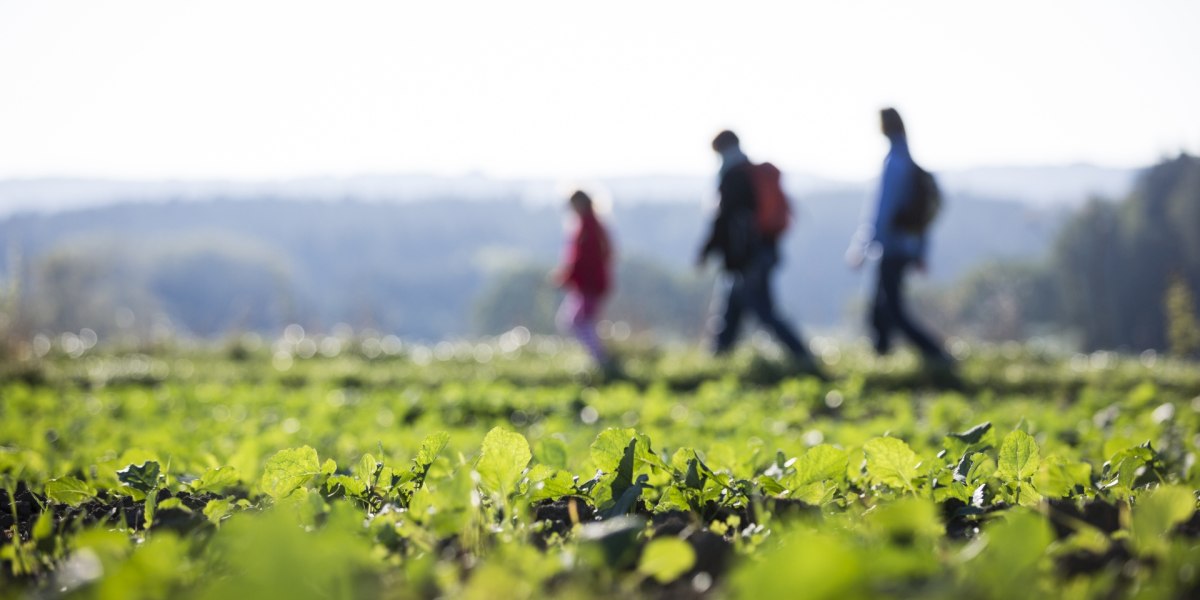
[1,0,1197,181]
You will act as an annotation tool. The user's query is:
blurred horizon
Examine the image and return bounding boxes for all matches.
[0,160,1146,217]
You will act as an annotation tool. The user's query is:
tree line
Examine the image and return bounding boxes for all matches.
[922,154,1200,356]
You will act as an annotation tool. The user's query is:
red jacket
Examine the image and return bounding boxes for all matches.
[560,210,612,296]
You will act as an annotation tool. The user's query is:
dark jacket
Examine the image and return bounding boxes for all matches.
[701,165,764,272]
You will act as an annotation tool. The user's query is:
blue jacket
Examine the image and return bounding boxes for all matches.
[871,134,926,261]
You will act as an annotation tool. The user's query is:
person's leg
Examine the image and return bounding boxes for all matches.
[570,292,608,364]
[743,251,813,361]
[555,291,579,336]
[879,257,945,359]
[870,261,894,355]
[714,275,745,354]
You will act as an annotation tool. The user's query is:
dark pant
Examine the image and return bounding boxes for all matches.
[715,245,812,361]
[870,256,944,358]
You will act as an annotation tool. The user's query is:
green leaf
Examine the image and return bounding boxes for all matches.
[358,453,380,487]
[1131,485,1197,557]
[863,437,920,491]
[45,476,96,507]
[965,453,996,487]
[590,428,643,473]
[475,427,531,498]
[260,446,321,499]
[655,486,692,513]
[527,465,576,503]
[684,458,704,490]
[534,437,569,470]
[190,466,241,493]
[730,530,865,598]
[952,453,974,484]
[949,422,993,445]
[603,474,648,519]
[1108,445,1155,491]
[412,431,450,481]
[638,537,696,584]
[117,461,162,494]
[791,482,832,505]
[968,508,1053,590]
[203,498,234,526]
[755,475,787,496]
[868,496,942,544]
[144,488,159,529]
[944,422,995,458]
[609,439,637,500]
[791,444,849,487]
[156,497,191,513]
[1034,456,1092,498]
[328,474,367,497]
[276,486,327,528]
[996,430,1040,482]
[32,511,54,541]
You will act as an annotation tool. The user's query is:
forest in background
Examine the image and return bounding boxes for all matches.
[0,155,1196,355]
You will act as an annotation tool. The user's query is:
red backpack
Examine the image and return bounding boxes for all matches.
[748,162,791,240]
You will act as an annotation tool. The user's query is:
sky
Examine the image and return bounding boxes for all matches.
[1,0,1198,182]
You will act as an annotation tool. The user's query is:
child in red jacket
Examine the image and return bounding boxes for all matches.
[555,190,612,367]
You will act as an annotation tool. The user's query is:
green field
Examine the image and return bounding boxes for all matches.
[2,338,1200,599]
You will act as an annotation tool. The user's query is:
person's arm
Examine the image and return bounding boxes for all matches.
[873,154,912,246]
[699,171,742,265]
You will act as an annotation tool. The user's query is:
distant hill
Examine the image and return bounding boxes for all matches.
[0,187,1068,341]
[936,164,1137,207]
[0,163,1138,217]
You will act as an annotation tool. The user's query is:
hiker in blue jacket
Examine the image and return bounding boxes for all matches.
[847,108,951,364]
[698,130,822,375]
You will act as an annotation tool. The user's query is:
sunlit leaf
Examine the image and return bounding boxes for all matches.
[638,537,695,583]
[964,508,1053,592]
[203,498,235,526]
[45,476,96,507]
[1034,456,1092,498]
[864,437,920,491]
[1131,485,1197,556]
[191,466,241,493]
[534,437,569,470]
[996,431,1040,482]
[32,511,54,541]
[790,444,849,487]
[328,474,367,497]
[358,453,380,487]
[475,427,531,498]
[527,465,576,503]
[591,428,645,473]
[260,446,321,499]
[117,461,162,494]
[153,497,190,515]
[965,453,996,487]
[731,529,865,598]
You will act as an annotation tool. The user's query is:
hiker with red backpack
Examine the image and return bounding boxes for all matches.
[697,130,824,376]
[846,108,953,367]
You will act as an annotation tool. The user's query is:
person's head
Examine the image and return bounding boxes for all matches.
[880,108,906,138]
[711,130,740,153]
[569,190,593,215]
